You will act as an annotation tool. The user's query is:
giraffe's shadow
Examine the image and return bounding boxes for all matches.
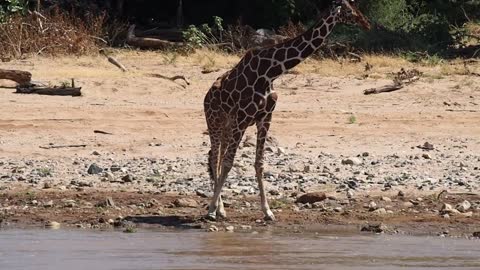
[124,215,202,229]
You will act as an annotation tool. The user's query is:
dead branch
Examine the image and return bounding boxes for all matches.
[40,144,87,149]
[99,49,127,72]
[363,84,404,95]
[16,86,81,96]
[127,25,185,49]
[148,73,190,88]
[0,69,32,87]
[446,109,479,113]
[94,130,113,135]
[364,68,421,95]
[437,190,479,201]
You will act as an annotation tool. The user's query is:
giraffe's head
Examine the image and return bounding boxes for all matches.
[332,0,371,30]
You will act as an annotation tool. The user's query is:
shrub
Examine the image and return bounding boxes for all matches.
[0,9,106,58]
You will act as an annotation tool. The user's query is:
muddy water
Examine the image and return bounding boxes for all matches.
[0,229,479,270]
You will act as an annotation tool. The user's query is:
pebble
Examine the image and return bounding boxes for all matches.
[402,202,414,208]
[44,200,54,208]
[225,225,235,232]
[121,174,134,183]
[342,158,363,166]
[174,198,198,208]
[456,200,471,213]
[373,208,387,215]
[361,223,388,233]
[208,225,219,232]
[381,196,392,202]
[422,153,432,160]
[295,192,327,204]
[277,147,286,155]
[45,221,61,229]
[87,163,103,175]
[368,201,378,211]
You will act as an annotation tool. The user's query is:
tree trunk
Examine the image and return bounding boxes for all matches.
[0,69,32,87]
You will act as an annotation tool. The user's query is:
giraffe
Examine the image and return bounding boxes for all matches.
[203,0,371,221]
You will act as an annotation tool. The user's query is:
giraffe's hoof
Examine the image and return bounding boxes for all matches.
[205,213,217,221]
[216,209,227,219]
[264,210,276,221]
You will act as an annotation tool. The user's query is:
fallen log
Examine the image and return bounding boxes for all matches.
[127,25,185,49]
[16,86,81,96]
[363,83,403,95]
[40,144,87,149]
[99,49,127,72]
[364,69,421,95]
[0,69,32,87]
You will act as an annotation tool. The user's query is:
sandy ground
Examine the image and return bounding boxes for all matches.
[0,50,479,235]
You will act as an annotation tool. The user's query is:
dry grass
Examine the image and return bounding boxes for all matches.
[13,48,479,82]
[0,10,105,59]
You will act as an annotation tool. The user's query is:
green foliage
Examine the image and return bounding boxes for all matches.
[0,0,27,21]
[362,0,412,30]
[183,16,225,47]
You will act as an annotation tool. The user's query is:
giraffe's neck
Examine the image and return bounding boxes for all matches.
[254,8,339,81]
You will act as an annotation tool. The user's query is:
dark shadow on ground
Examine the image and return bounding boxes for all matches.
[124,215,202,229]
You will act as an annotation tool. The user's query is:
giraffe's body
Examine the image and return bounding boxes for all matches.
[203,0,370,220]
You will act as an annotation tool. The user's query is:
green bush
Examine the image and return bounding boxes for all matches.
[0,0,26,21]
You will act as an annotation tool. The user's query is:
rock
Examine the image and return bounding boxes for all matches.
[347,190,355,199]
[92,151,101,156]
[43,182,53,189]
[240,225,252,230]
[442,203,453,212]
[96,197,115,208]
[473,232,480,238]
[110,165,121,172]
[361,223,388,233]
[334,207,343,212]
[368,201,378,211]
[402,202,414,208]
[422,153,432,160]
[44,200,54,208]
[381,196,392,202]
[45,221,61,229]
[196,190,210,198]
[225,225,235,232]
[105,172,115,182]
[397,190,405,197]
[342,158,363,166]
[174,198,198,208]
[208,225,219,232]
[87,163,103,175]
[373,208,387,215]
[121,174,134,183]
[295,192,327,204]
[277,147,286,155]
[243,135,255,147]
[269,189,280,196]
[417,142,434,151]
[456,200,471,213]
[63,200,76,208]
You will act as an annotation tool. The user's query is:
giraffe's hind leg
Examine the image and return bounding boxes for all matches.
[255,117,275,221]
[207,126,246,220]
[207,128,226,219]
